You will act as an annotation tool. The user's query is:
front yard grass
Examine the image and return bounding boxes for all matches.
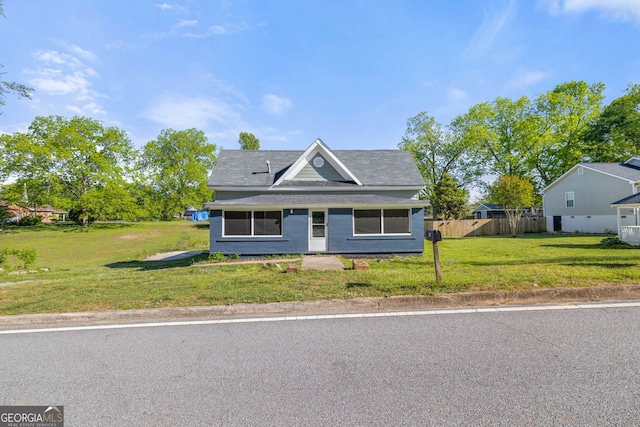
[1,221,639,315]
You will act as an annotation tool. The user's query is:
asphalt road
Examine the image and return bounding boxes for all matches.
[1,304,640,426]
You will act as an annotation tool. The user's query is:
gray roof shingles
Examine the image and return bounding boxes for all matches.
[582,162,640,182]
[208,193,425,206]
[208,149,425,188]
[612,193,640,205]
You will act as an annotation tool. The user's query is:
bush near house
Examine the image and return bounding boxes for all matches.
[17,215,41,226]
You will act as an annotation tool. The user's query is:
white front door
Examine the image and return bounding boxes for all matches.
[309,210,327,252]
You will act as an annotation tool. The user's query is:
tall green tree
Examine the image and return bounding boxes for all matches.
[532,81,604,187]
[431,172,468,219]
[238,132,260,150]
[452,81,605,192]
[581,83,640,162]
[451,96,540,180]
[399,112,482,213]
[5,116,136,226]
[487,175,534,237]
[138,128,218,220]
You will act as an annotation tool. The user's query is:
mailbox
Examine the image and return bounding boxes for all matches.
[425,229,442,242]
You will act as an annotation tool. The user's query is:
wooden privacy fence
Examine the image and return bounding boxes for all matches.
[424,217,547,237]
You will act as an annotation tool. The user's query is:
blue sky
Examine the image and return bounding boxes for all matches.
[1,0,639,151]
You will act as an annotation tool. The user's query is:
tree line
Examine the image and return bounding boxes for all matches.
[1,116,219,226]
[401,80,640,221]
[2,80,637,230]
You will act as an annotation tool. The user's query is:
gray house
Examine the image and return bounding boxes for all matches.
[542,157,640,234]
[473,204,506,219]
[205,139,426,256]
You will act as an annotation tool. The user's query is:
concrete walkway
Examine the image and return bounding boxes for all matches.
[301,255,345,271]
[143,251,206,261]
[142,251,346,270]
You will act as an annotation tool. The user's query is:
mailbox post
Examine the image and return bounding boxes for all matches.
[425,229,442,284]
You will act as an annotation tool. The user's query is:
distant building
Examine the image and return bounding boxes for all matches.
[0,201,68,223]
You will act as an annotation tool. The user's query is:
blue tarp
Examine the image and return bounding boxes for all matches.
[190,211,209,221]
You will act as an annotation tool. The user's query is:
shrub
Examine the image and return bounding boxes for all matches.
[18,215,41,226]
[1,248,38,269]
[208,252,226,262]
[175,232,198,250]
[600,236,629,248]
[17,248,38,267]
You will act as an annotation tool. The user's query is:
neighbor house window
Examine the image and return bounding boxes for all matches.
[353,209,410,235]
[224,211,282,236]
[565,192,575,208]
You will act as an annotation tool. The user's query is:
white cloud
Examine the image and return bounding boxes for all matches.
[68,44,98,62]
[66,102,105,116]
[208,22,249,35]
[105,40,139,50]
[507,69,550,89]
[29,72,90,96]
[175,19,198,28]
[143,96,243,129]
[260,94,292,115]
[450,87,468,100]
[26,45,105,115]
[33,50,83,68]
[541,0,640,22]
[464,0,517,59]
[154,2,187,13]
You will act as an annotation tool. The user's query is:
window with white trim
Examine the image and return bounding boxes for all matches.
[224,210,282,236]
[565,191,575,208]
[353,209,411,235]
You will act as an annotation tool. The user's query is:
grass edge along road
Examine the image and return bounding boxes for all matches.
[1,221,639,316]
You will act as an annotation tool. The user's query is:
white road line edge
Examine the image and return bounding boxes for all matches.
[2,301,640,335]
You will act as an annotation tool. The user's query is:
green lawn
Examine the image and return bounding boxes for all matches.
[1,221,639,315]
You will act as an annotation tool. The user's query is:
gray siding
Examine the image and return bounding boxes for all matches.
[544,167,634,217]
[294,155,345,181]
[209,208,425,255]
[327,208,424,255]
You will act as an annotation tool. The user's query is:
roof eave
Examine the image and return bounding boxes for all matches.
[542,163,640,193]
[209,185,425,192]
[204,201,426,210]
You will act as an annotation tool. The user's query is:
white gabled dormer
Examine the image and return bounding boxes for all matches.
[271,138,363,187]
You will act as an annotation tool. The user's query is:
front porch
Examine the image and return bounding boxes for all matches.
[619,226,640,246]
[611,194,640,245]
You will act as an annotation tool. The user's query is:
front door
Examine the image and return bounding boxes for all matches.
[309,210,327,252]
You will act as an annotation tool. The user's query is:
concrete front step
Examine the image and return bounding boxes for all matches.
[301,255,345,271]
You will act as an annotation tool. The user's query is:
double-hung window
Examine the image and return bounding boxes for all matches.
[224,210,282,236]
[353,209,410,235]
[565,192,575,208]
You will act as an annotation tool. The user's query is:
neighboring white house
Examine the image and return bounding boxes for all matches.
[542,157,640,234]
